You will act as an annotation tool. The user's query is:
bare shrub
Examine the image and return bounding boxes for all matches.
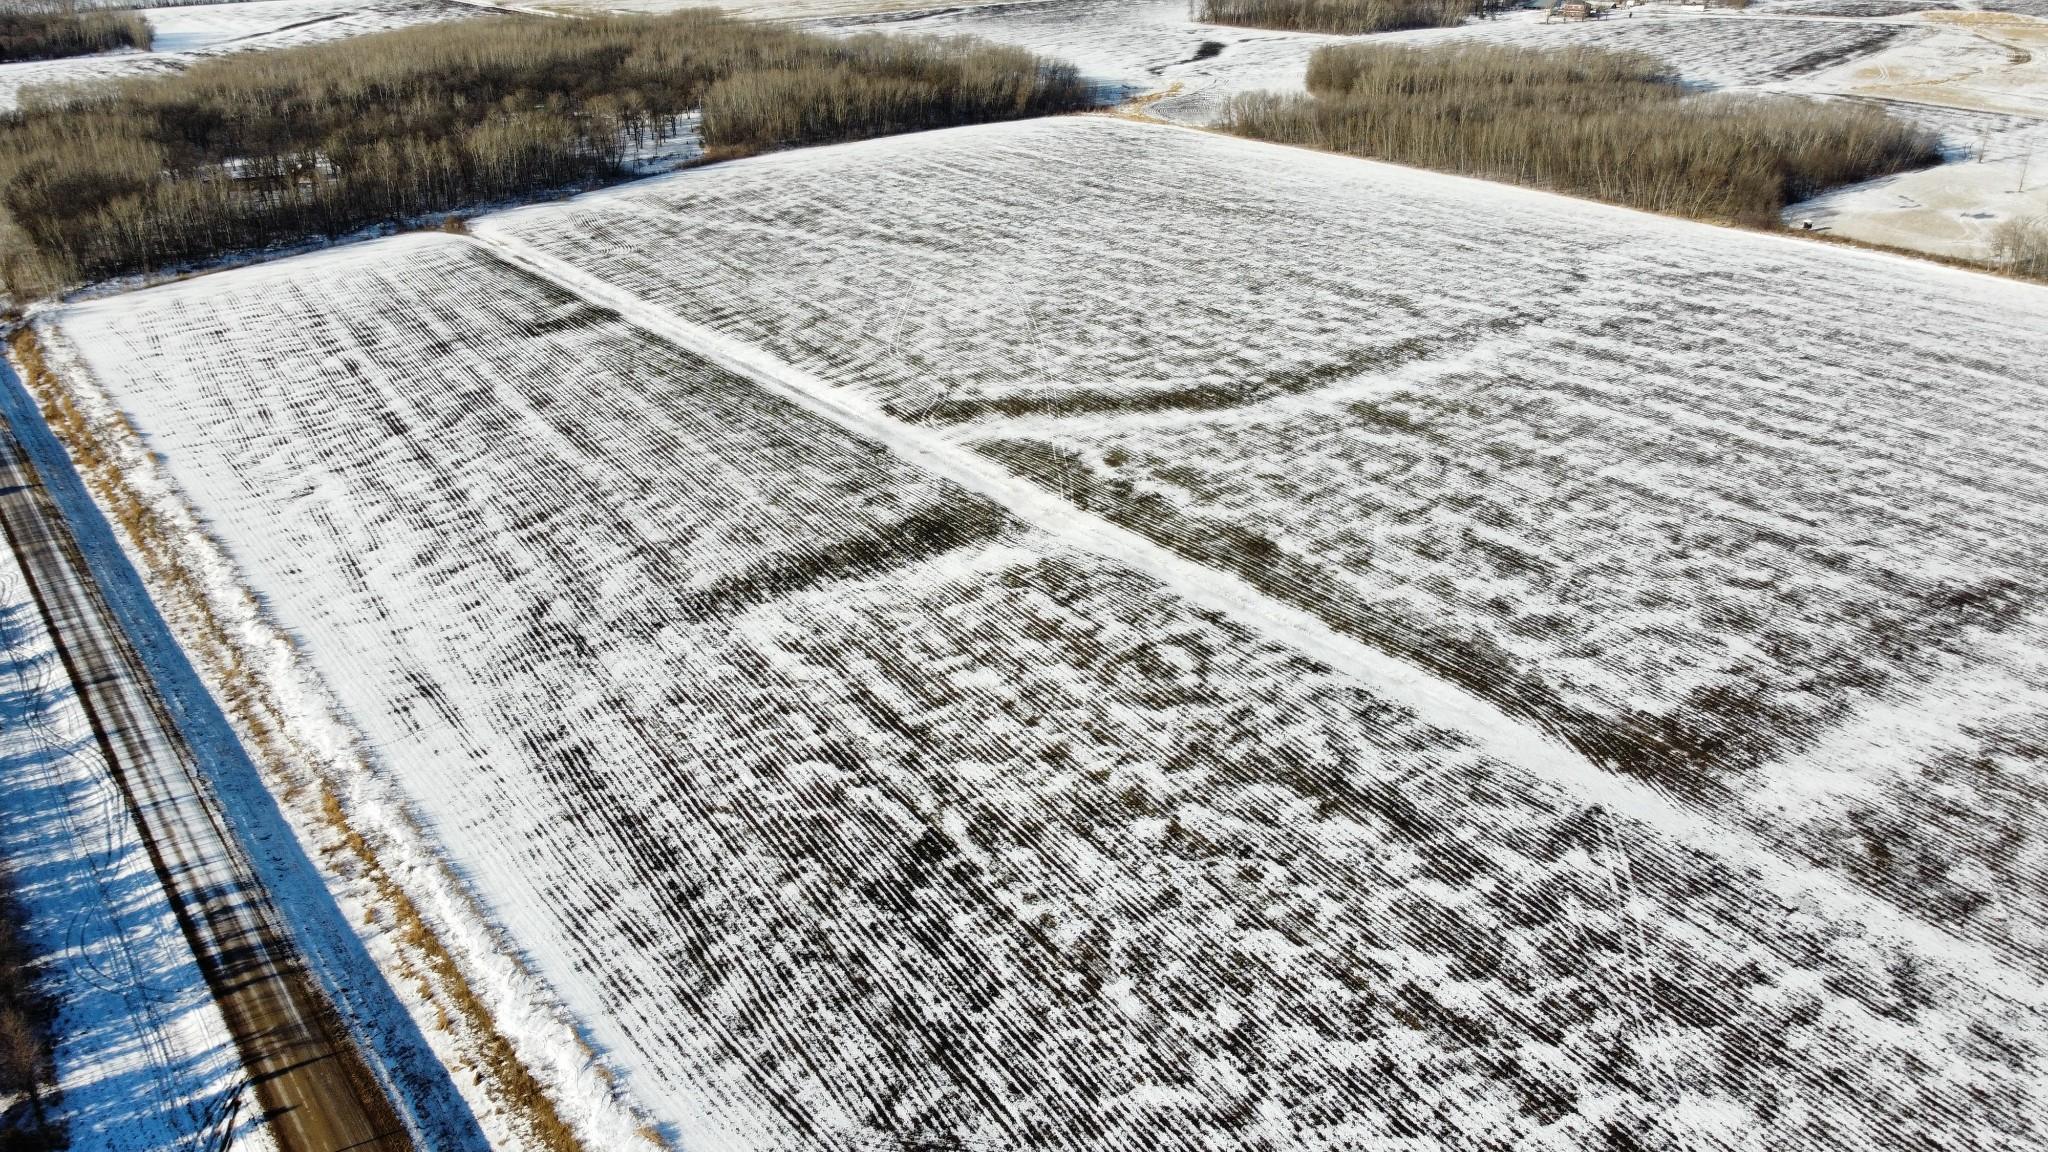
[0,3,149,63]
[1990,215,2048,280]
[0,10,1090,294]
[1220,42,1939,224]
[1197,0,1476,33]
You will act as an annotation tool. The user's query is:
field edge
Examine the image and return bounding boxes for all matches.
[10,322,671,1152]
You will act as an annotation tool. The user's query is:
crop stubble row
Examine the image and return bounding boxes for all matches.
[53,187,2048,1148]
[474,118,2048,967]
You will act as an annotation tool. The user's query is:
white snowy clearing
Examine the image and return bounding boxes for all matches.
[43,116,2048,1151]
[1777,9,2048,252]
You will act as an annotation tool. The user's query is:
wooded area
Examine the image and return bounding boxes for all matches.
[0,10,1090,294]
[1195,0,1476,35]
[0,4,149,64]
[1220,43,1939,224]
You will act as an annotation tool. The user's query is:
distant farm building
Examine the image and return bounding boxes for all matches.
[1555,0,1592,17]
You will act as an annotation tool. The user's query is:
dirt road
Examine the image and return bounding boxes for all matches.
[0,425,411,1152]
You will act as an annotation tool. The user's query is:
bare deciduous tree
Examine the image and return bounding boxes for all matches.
[1195,0,1477,34]
[0,11,1092,295]
[1991,215,2048,280]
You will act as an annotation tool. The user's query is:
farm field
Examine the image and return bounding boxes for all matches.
[40,117,2048,1150]
[140,0,450,53]
[1796,9,2048,119]
[0,0,476,110]
[821,0,1922,124]
[475,116,2048,971]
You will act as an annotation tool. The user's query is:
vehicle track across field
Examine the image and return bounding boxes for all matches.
[0,423,411,1152]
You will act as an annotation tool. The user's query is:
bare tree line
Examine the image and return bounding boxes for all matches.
[0,10,1091,295]
[1219,43,1939,224]
[0,1,149,64]
[1195,0,1477,34]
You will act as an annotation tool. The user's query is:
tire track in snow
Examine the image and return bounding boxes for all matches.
[0,418,412,1152]
[466,226,2048,998]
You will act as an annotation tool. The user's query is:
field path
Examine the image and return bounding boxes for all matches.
[0,421,412,1152]
[469,227,2048,992]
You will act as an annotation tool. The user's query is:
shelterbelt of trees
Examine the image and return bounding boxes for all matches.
[1198,0,1478,35]
[1221,42,1939,225]
[0,2,149,65]
[0,10,1092,295]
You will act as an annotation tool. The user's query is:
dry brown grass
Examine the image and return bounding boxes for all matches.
[1110,81,1183,121]
[10,327,638,1152]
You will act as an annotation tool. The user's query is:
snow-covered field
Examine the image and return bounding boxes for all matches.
[141,0,443,53]
[806,1,1917,123]
[521,0,1021,17]
[804,0,2048,260]
[0,0,478,111]
[1796,9,2048,119]
[42,117,2048,1150]
[475,119,2048,967]
[1788,116,2048,257]
[1773,8,2048,251]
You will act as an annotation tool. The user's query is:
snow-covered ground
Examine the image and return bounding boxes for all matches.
[475,114,2048,962]
[0,0,479,111]
[42,117,2048,1150]
[802,0,1918,123]
[1776,8,2048,252]
[142,0,436,52]
[518,0,1019,16]
[1788,125,2048,257]
[8,324,656,1152]
[0,524,270,1151]
[801,0,2048,261]
[1794,9,2048,118]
